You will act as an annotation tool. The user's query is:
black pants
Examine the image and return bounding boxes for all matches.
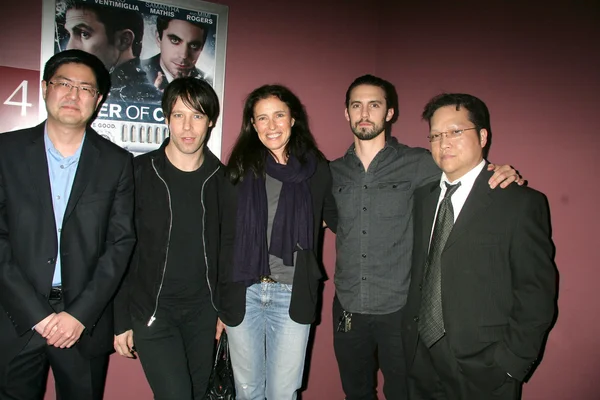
[408,336,521,400]
[132,302,217,400]
[333,296,407,400]
[0,299,109,400]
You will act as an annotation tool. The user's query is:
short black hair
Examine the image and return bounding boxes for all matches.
[156,17,210,49]
[162,77,220,144]
[43,49,111,98]
[422,93,492,156]
[345,74,398,123]
[422,93,490,133]
[66,1,144,57]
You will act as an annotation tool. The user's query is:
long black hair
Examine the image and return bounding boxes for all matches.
[226,84,324,184]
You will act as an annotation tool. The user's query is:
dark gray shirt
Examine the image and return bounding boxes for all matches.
[330,137,440,314]
[266,174,295,284]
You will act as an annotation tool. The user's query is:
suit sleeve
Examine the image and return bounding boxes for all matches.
[113,160,143,334]
[113,250,137,335]
[0,160,54,333]
[495,190,557,381]
[66,154,136,332]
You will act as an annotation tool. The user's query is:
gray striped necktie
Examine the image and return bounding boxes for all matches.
[419,181,461,347]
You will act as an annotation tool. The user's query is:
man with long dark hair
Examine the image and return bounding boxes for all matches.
[113,77,225,399]
[0,49,135,399]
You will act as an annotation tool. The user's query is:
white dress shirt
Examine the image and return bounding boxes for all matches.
[430,159,486,242]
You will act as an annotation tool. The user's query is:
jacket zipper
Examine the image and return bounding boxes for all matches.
[147,158,173,326]
[201,165,220,312]
[147,159,220,325]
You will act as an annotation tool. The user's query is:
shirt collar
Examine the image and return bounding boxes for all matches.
[159,58,176,83]
[44,123,86,162]
[440,159,486,191]
[345,135,399,157]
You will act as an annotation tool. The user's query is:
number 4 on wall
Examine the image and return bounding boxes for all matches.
[3,80,33,117]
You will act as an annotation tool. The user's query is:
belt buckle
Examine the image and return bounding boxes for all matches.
[259,276,277,284]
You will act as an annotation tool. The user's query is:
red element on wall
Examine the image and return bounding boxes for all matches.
[0,67,40,134]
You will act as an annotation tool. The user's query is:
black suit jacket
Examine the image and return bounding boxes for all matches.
[403,166,556,391]
[0,122,135,370]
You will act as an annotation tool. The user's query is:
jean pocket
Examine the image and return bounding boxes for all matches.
[279,283,293,293]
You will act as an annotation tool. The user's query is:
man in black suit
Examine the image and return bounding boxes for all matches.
[0,49,135,399]
[402,93,556,400]
[142,17,213,91]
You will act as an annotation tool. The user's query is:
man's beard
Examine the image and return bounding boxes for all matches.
[351,119,385,141]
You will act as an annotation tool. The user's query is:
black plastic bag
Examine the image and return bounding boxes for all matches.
[204,331,235,400]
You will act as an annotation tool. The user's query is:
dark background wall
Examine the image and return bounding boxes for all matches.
[1,0,598,398]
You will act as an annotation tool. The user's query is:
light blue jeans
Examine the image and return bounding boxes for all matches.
[225,282,311,400]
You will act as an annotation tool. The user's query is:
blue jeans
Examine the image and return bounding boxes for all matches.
[225,282,311,400]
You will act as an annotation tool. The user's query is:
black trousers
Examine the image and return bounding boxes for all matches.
[0,299,109,400]
[132,302,217,400]
[408,335,521,400]
[333,296,407,400]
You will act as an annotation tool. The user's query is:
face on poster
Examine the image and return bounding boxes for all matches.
[41,0,228,156]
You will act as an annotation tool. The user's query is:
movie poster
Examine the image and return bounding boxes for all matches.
[41,0,228,156]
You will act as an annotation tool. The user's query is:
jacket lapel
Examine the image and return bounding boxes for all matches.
[444,168,494,250]
[25,126,54,218]
[421,182,441,253]
[63,131,100,222]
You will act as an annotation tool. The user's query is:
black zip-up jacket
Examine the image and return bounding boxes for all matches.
[114,139,227,333]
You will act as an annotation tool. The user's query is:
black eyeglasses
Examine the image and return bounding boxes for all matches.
[48,81,99,98]
[427,127,477,143]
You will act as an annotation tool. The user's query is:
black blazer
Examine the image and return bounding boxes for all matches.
[402,167,556,391]
[0,123,136,370]
[217,158,337,326]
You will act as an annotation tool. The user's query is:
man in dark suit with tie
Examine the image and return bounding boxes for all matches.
[402,93,556,400]
[0,49,136,399]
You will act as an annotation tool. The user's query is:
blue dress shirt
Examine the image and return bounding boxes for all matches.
[44,127,85,287]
